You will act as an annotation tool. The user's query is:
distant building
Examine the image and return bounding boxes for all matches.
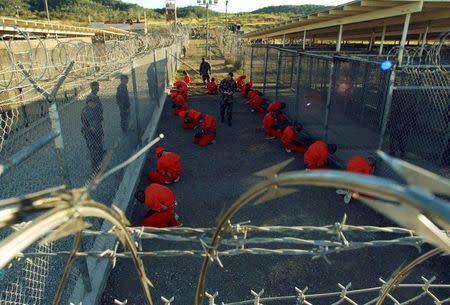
[166,0,177,23]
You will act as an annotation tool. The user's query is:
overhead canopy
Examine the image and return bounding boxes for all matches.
[0,16,135,38]
[243,0,450,42]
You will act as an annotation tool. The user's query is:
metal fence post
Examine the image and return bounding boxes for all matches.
[294,53,302,123]
[289,54,295,89]
[275,49,282,99]
[250,46,254,81]
[323,57,335,141]
[262,45,269,94]
[378,68,397,150]
[165,48,170,87]
[131,60,141,143]
[153,49,159,105]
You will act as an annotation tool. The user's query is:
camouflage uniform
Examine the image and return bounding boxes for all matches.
[219,78,238,125]
[116,83,130,132]
[81,93,105,172]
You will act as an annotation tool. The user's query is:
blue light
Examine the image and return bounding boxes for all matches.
[380,60,393,71]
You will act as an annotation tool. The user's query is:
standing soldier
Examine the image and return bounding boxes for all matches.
[116,75,130,132]
[219,72,238,127]
[81,81,105,172]
[199,57,211,85]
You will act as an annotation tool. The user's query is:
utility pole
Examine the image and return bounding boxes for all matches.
[44,0,50,21]
[198,0,218,59]
[225,0,229,25]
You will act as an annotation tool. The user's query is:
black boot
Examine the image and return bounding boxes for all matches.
[228,119,232,127]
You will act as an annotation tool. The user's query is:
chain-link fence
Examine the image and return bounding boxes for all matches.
[233,42,450,178]
[0,25,188,305]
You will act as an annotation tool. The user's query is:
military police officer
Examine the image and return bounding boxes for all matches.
[116,74,130,132]
[219,72,238,127]
[81,81,105,172]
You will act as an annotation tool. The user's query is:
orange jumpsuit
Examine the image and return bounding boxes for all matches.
[147,152,182,184]
[263,112,283,138]
[241,83,253,97]
[192,114,217,147]
[267,101,283,112]
[346,156,372,175]
[206,81,218,94]
[172,94,187,116]
[247,90,259,101]
[183,74,191,86]
[281,126,307,153]
[182,109,202,129]
[236,75,246,89]
[248,95,267,113]
[140,183,181,227]
[174,80,188,98]
[304,141,330,170]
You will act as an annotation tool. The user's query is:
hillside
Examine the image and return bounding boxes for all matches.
[252,4,328,15]
[0,0,160,22]
[0,0,324,28]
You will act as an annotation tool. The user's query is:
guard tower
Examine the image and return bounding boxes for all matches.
[166,0,177,23]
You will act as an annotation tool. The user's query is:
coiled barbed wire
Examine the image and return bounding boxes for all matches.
[0,24,190,103]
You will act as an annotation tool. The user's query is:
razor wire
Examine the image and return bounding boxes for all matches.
[201,277,450,305]
[1,153,450,305]
[11,217,441,261]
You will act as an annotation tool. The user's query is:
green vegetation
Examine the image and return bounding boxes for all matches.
[252,4,328,15]
[0,0,160,22]
[0,0,327,30]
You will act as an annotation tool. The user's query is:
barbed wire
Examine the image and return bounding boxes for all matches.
[0,24,190,104]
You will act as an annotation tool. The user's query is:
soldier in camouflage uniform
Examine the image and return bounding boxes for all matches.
[219,72,238,127]
[81,81,105,172]
[116,75,130,132]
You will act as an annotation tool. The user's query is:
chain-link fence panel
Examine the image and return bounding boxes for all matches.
[381,68,450,176]
[274,50,299,122]
[295,53,332,139]
[249,45,268,86]
[0,24,189,305]
[326,57,390,151]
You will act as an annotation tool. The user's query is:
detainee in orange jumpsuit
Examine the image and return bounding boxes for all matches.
[304,141,337,170]
[241,82,253,97]
[174,80,188,98]
[147,147,182,184]
[267,100,284,112]
[206,77,218,95]
[140,183,181,227]
[346,156,374,175]
[192,114,217,147]
[183,70,191,86]
[248,92,267,113]
[263,111,284,139]
[171,94,187,116]
[246,89,260,101]
[281,124,307,153]
[236,75,246,89]
[337,156,374,203]
[179,109,202,129]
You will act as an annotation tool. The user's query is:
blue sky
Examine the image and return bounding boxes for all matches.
[125,0,350,13]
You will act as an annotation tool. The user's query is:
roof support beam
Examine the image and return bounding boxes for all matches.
[419,23,429,57]
[398,13,411,67]
[379,24,387,55]
[336,24,343,52]
[247,1,423,39]
[303,30,307,50]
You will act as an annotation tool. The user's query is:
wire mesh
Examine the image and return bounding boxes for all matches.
[0,24,188,305]
[382,68,450,176]
[238,40,449,177]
